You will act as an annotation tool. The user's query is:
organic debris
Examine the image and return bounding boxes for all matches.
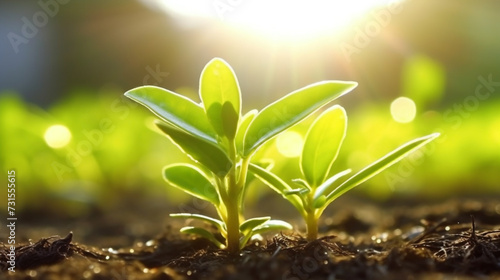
[2,198,500,279]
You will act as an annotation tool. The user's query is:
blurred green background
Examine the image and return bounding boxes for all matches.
[1,0,499,217]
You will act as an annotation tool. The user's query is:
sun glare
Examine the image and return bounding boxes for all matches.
[149,0,394,40]
[44,124,72,148]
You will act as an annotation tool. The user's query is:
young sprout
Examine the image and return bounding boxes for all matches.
[250,105,439,241]
[125,58,357,252]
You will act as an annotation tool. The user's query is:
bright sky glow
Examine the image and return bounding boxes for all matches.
[44,124,72,148]
[148,0,395,40]
[275,131,304,158]
[390,97,416,123]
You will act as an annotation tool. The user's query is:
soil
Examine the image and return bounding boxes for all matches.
[2,196,500,280]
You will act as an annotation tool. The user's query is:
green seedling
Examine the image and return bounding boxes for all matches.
[125,58,357,252]
[250,105,439,241]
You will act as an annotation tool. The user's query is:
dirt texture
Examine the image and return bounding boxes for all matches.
[1,197,500,280]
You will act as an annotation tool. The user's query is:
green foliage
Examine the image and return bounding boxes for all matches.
[0,91,167,214]
[125,58,357,251]
[163,164,219,205]
[200,58,241,140]
[402,54,445,108]
[243,81,356,156]
[301,105,347,187]
[123,85,217,144]
[250,105,439,240]
[2,85,497,217]
[156,121,232,176]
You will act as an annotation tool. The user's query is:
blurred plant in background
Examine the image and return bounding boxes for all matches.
[0,89,191,216]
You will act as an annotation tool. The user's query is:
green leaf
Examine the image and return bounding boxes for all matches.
[243,81,357,156]
[156,121,232,176]
[325,133,440,204]
[125,86,216,144]
[313,195,327,209]
[239,219,292,249]
[236,110,258,155]
[251,159,275,170]
[301,105,347,187]
[283,188,309,195]
[163,164,219,205]
[200,58,241,140]
[221,102,239,140]
[291,178,311,191]
[170,213,225,233]
[252,220,293,235]
[179,226,225,249]
[248,163,304,214]
[313,169,351,201]
[240,217,270,236]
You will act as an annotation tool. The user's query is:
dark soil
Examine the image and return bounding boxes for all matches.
[2,197,500,280]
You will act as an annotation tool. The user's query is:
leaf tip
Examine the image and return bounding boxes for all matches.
[210,57,226,63]
[430,132,441,138]
[123,87,141,98]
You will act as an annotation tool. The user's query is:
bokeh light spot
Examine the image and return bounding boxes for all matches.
[390,97,416,123]
[44,125,72,148]
[276,131,303,158]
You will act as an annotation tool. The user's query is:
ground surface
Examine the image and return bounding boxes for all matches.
[1,196,500,279]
